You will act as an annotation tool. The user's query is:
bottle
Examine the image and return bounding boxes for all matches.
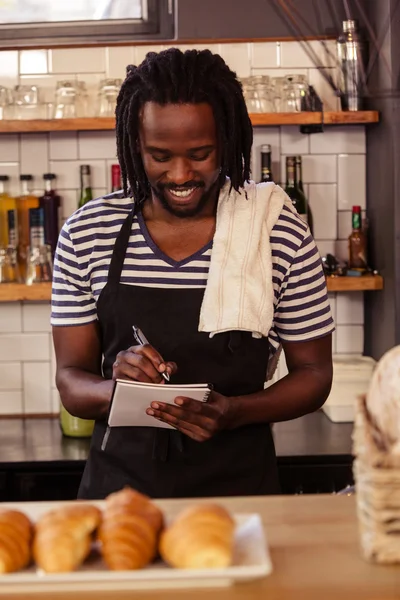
[26,207,46,285]
[0,175,17,248]
[16,175,39,280]
[337,20,367,111]
[285,156,308,225]
[348,205,367,269]
[259,145,274,183]
[39,173,61,259]
[295,156,314,235]
[111,164,122,192]
[78,165,93,208]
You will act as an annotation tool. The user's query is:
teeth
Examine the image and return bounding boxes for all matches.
[169,188,195,198]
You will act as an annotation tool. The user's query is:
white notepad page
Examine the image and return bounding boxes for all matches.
[108,379,212,429]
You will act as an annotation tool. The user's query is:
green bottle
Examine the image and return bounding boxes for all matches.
[78,165,93,208]
[295,156,314,236]
[285,156,308,225]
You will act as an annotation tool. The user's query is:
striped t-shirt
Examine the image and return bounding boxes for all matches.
[51,191,334,352]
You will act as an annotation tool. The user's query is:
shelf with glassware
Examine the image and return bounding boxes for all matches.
[0,111,380,133]
[0,276,384,302]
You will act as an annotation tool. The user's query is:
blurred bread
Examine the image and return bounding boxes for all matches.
[0,509,32,574]
[159,504,235,569]
[99,487,163,570]
[33,503,101,573]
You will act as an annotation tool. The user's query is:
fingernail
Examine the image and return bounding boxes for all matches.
[147,409,155,416]
[159,363,166,372]
[151,402,160,409]
[175,398,183,405]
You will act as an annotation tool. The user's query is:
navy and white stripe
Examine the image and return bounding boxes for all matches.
[51,192,334,350]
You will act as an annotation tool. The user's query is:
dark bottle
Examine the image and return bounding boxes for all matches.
[39,173,61,258]
[285,156,308,225]
[259,144,274,183]
[79,165,93,208]
[295,156,314,235]
[29,207,45,248]
[111,164,122,192]
[348,205,367,269]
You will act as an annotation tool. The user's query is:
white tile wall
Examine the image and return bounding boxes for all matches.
[0,40,367,414]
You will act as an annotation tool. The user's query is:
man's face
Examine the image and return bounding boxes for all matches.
[138,102,221,218]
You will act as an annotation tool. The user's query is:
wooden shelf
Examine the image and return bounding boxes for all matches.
[0,111,379,133]
[0,276,383,302]
[326,275,384,292]
[0,283,52,302]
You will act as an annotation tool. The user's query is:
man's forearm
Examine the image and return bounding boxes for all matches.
[227,366,332,429]
[56,368,113,421]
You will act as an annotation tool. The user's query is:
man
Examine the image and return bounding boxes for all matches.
[52,48,334,500]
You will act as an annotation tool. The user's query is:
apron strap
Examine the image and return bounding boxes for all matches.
[107,205,136,289]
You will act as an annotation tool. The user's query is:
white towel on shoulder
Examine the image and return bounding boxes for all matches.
[199,179,295,339]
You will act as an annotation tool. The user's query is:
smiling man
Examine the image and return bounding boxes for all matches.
[52,48,334,500]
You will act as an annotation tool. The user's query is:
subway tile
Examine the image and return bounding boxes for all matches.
[0,303,22,333]
[87,161,107,189]
[336,293,364,325]
[50,341,56,389]
[280,126,309,155]
[106,46,134,79]
[49,132,78,161]
[50,47,106,74]
[315,240,336,258]
[23,362,51,413]
[93,188,107,200]
[78,131,117,160]
[218,43,251,78]
[51,388,61,414]
[328,293,337,323]
[20,133,49,182]
[251,42,279,69]
[60,189,79,219]
[308,68,340,112]
[0,50,19,87]
[49,160,80,189]
[0,391,23,415]
[335,240,349,262]
[281,40,336,69]
[0,363,22,390]
[19,50,48,75]
[76,73,104,118]
[308,184,337,240]
[0,333,50,361]
[310,127,366,154]
[133,45,165,66]
[338,154,366,210]
[251,128,281,184]
[336,325,364,354]
[338,210,351,240]
[0,134,19,163]
[0,163,20,196]
[302,154,337,184]
[22,302,51,333]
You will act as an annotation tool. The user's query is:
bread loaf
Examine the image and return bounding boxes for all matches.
[99,487,163,570]
[0,509,32,574]
[160,504,235,569]
[33,503,101,573]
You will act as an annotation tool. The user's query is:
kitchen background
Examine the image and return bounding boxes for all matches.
[0,38,367,415]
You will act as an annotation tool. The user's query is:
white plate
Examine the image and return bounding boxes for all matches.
[0,501,272,594]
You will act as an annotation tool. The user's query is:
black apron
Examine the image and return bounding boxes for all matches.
[78,207,280,499]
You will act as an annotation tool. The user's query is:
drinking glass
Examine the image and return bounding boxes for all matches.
[96,78,122,117]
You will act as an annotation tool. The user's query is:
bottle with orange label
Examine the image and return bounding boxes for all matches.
[16,175,39,280]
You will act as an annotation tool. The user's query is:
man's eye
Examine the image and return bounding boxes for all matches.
[152,155,170,163]
[190,153,211,161]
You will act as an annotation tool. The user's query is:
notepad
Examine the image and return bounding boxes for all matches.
[108,379,213,429]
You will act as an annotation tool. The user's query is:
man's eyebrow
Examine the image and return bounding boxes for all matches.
[145,145,215,153]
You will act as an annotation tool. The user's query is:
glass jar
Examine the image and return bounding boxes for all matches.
[53,81,78,119]
[282,74,309,112]
[59,404,95,438]
[252,75,275,112]
[96,78,122,117]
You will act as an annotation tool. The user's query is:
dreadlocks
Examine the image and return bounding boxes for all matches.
[115,47,253,204]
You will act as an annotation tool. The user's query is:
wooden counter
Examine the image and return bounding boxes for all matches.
[7,495,400,600]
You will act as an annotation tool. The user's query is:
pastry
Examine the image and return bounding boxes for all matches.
[0,509,32,574]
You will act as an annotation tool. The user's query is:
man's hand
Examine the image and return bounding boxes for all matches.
[113,345,177,384]
[146,392,232,442]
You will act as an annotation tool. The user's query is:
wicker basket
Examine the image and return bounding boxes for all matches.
[353,395,400,563]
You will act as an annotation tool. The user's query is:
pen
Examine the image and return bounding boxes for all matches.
[132,325,170,382]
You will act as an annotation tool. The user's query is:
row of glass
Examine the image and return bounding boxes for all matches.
[0,78,122,120]
[241,74,309,113]
[0,244,52,284]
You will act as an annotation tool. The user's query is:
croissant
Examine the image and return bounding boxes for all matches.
[99,487,163,570]
[33,503,101,573]
[159,504,235,569]
[0,509,32,574]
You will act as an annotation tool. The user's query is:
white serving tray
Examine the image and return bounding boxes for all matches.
[0,501,272,594]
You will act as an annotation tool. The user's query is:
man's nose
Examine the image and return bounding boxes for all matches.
[167,158,193,185]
